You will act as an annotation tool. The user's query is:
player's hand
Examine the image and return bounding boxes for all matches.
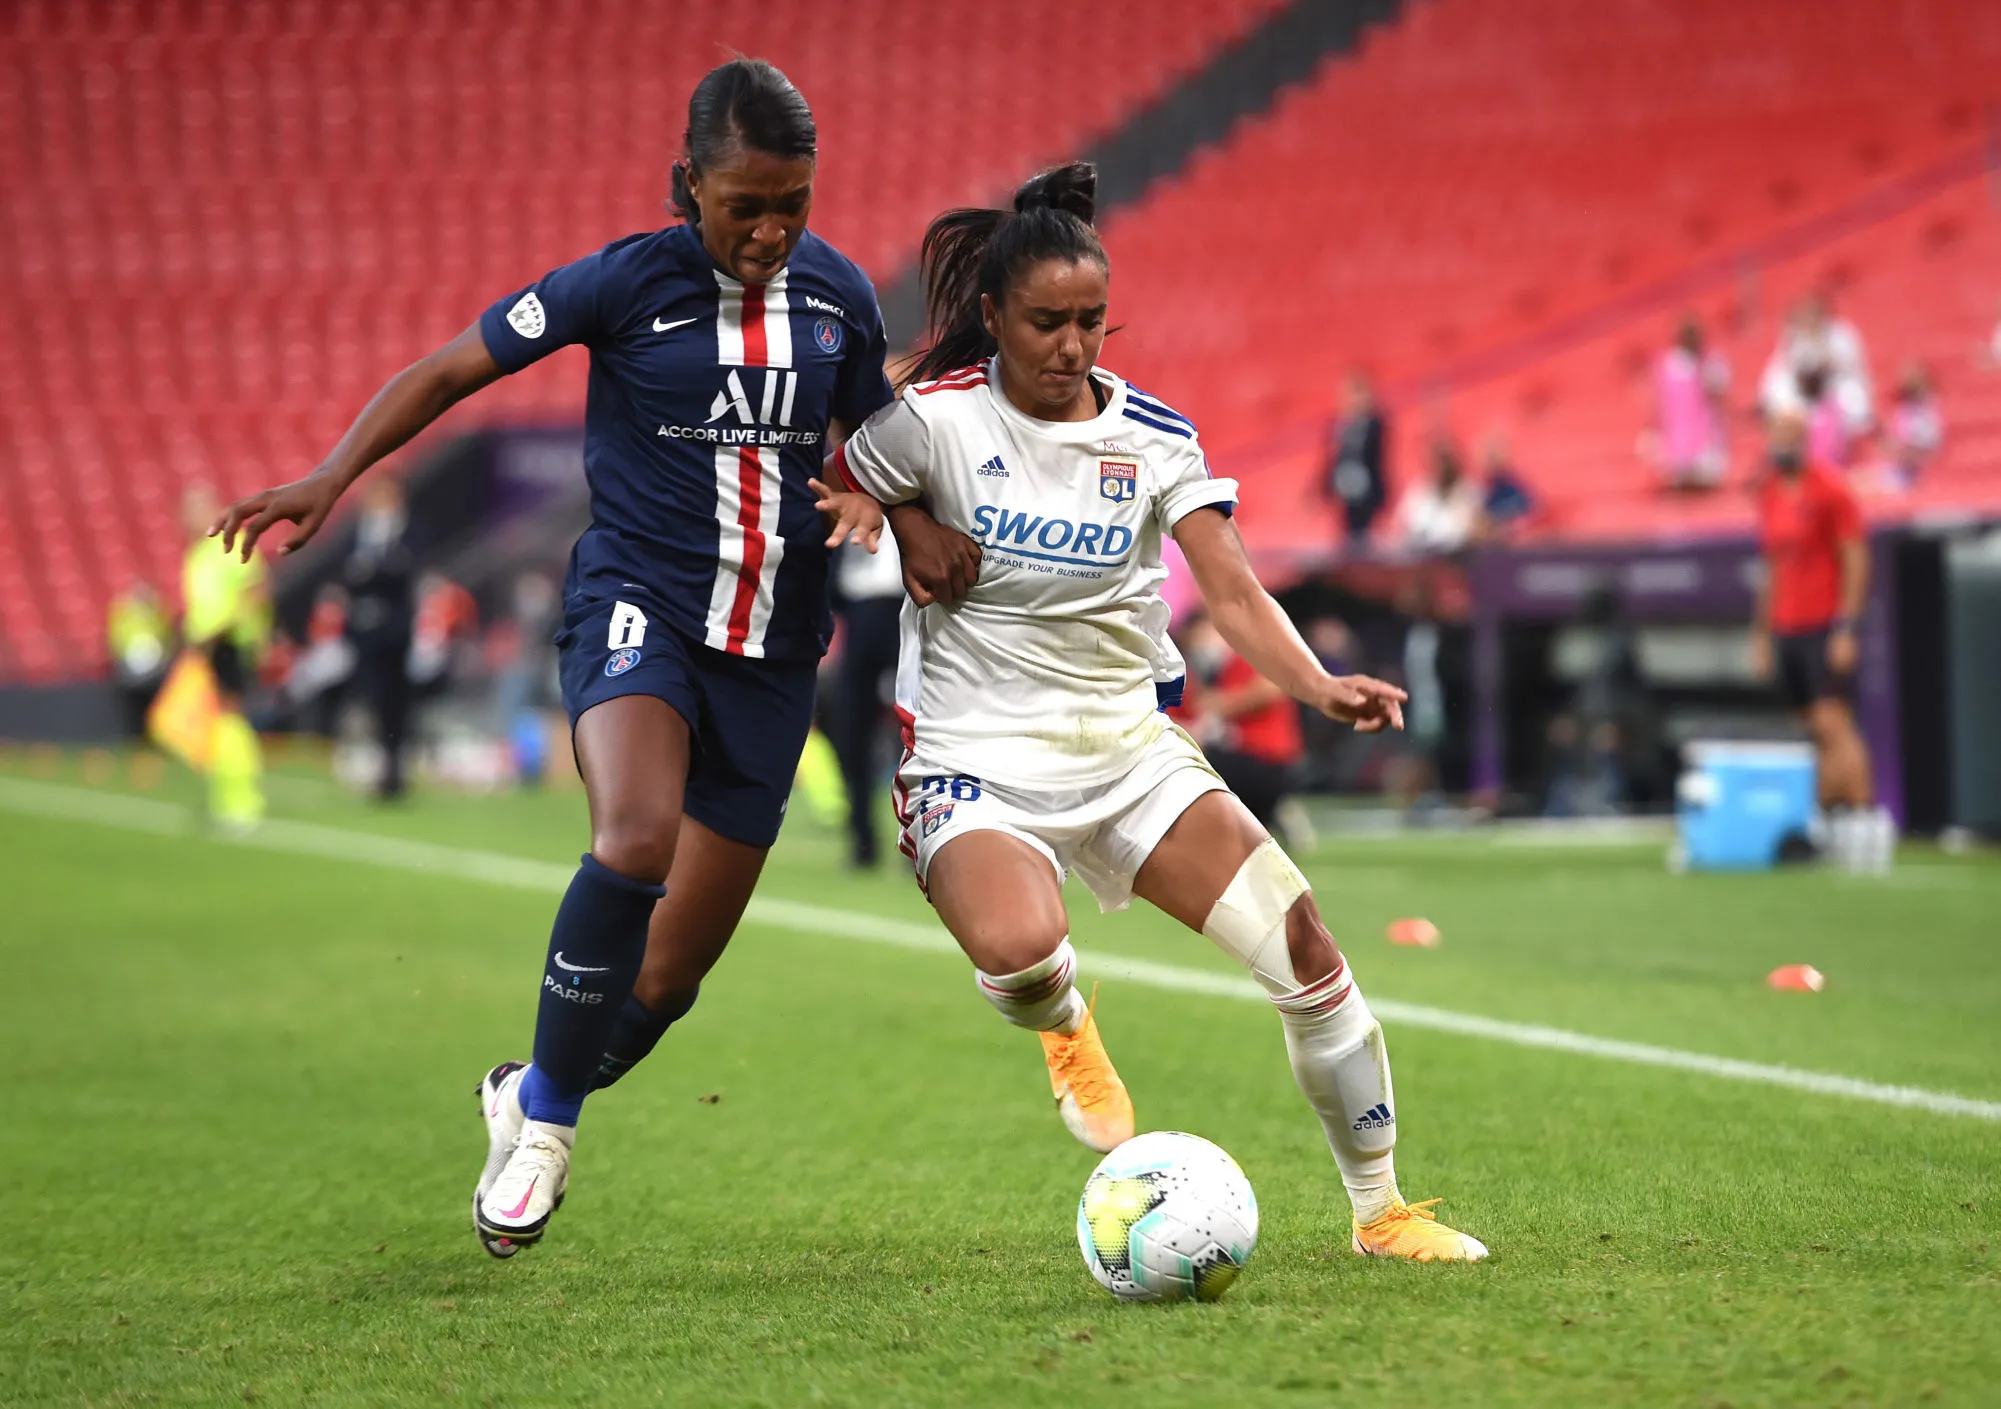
[887,503,980,606]
[1748,629,1774,682]
[209,472,344,562]
[1312,673,1407,733]
[809,478,884,551]
[1826,625,1858,675]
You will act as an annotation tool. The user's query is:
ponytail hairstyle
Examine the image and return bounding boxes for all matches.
[668,58,818,224]
[908,162,1107,385]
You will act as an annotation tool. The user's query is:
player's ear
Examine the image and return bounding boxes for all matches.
[980,292,1001,342]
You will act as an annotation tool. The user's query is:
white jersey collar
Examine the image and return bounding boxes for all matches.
[981,356,1129,442]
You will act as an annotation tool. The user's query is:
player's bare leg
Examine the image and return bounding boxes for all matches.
[1806,697,1872,809]
[475,695,688,1256]
[1135,791,1487,1262]
[927,831,1135,1152]
[591,819,771,1089]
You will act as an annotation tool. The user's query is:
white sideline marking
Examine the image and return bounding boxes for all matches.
[5,776,1999,1124]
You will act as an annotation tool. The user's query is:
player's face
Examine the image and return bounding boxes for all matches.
[688,149,815,284]
[983,257,1109,420]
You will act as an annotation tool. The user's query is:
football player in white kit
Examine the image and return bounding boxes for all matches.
[829,163,1487,1262]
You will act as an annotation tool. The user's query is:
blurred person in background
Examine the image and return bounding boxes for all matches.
[284,583,354,740]
[477,571,559,786]
[1384,574,1447,813]
[1322,371,1387,546]
[1877,360,1941,492]
[1648,314,1730,491]
[1759,290,1871,436]
[343,478,418,801]
[1178,612,1307,843]
[179,484,270,828]
[830,530,904,868]
[1797,362,1853,469]
[1392,434,1482,556]
[409,570,479,705]
[1295,615,1361,795]
[106,579,172,743]
[1541,586,1655,816]
[1475,432,1536,538]
[488,570,561,784]
[1751,411,1889,868]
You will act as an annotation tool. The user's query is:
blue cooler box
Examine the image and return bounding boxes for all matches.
[1674,741,1818,871]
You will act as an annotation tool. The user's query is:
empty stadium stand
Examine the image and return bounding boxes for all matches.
[0,0,1287,678]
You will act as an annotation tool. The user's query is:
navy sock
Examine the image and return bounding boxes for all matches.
[523,853,663,1126]
[592,987,700,1091]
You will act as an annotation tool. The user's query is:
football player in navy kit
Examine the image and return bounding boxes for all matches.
[212,59,976,1256]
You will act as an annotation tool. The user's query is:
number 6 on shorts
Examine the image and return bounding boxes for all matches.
[608,601,648,650]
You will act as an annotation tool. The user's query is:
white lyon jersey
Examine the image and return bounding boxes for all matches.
[836,359,1238,789]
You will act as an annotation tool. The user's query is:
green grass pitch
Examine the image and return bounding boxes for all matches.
[3,754,1999,1406]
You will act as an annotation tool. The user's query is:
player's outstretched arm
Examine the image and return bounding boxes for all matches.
[211,325,504,561]
[1176,506,1405,733]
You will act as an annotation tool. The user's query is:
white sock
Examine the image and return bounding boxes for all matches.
[975,939,1086,1034]
[520,1118,576,1149]
[1273,962,1401,1224]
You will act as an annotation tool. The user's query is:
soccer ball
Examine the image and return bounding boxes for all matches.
[1076,1131,1258,1302]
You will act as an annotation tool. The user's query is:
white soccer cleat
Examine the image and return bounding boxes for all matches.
[474,1061,528,1213]
[476,1120,573,1257]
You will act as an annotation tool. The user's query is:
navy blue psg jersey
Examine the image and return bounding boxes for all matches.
[478,224,892,661]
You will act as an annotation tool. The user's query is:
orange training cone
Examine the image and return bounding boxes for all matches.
[1387,918,1441,948]
[1767,964,1826,992]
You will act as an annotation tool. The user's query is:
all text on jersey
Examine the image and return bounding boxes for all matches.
[657,368,823,448]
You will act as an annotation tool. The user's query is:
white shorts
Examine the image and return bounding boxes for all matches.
[895,722,1228,912]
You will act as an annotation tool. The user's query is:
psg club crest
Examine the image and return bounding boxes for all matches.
[1098,458,1139,503]
[814,316,843,354]
[605,647,642,677]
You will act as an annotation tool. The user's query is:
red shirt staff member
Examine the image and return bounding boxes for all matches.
[1751,411,1871,811]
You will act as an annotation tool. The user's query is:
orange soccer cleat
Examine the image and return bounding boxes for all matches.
[1039,1000,1136,1154]
[1352,1198,1490,1262]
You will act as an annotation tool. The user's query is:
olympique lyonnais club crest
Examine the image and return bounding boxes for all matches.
[1098,458,1139,503]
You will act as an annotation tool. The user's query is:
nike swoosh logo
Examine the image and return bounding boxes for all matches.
[501,1177,538,1221]
[653,317,697,333]
[552,952,612,974]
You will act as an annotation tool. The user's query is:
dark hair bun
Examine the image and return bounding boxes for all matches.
[1013,162,1097,226]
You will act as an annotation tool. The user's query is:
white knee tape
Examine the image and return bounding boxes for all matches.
[1201,839,1312,997]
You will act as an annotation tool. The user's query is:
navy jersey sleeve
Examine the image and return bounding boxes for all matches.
[832,292,893,426]
[478,249,617,374]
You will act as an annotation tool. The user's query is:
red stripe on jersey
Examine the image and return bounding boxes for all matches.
[912,365,986,396]
[722,281,772,653]
[723,447,766,653]
[742,282,769,366]
[895,704,917,752]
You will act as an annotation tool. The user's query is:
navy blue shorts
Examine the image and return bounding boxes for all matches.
[556,595,818,849]
[1774,628,1855,711]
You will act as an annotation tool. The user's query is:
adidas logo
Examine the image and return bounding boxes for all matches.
[975,455,1009,477]
[1351,1102,1395,1132]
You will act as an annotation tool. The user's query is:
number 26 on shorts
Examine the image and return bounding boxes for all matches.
[920,775,982,802]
